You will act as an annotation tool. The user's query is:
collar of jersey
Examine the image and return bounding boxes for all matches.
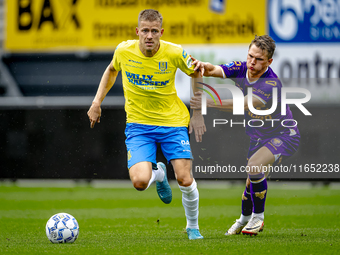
[136,40,163,59]
[246,67,269,85]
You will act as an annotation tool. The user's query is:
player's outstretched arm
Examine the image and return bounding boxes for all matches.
[87,61,118,128]
[189,72,206,142]
[190,92,265,112]
[190,91,233,112]
[191,57,224,78]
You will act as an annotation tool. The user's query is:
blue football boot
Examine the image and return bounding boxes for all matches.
[186,228,204,240]
[156,162,172,204]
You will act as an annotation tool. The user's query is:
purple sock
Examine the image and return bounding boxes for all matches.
[241,186,252,216]
[249,173,268,213]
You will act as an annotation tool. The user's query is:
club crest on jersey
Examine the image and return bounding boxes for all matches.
[159,62,168,72]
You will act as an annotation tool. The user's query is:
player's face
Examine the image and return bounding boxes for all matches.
[246,45,273,80]
[136,20,164,57]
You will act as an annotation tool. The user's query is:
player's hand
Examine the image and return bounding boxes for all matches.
[191,56,205,77]
[87,102,101,128]
[189,113,206,142]
[190,91,203,109]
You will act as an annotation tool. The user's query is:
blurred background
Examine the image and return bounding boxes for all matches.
[0,0,339,181]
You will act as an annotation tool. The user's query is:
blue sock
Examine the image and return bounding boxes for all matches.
[249,173,268,213]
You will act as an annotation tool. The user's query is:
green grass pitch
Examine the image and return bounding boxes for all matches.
[0,181,339,254]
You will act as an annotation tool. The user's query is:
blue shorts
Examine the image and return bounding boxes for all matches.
[247,133,300,166]
[125,123,192,169]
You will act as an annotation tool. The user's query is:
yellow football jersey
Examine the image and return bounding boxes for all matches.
[112,40,195,127]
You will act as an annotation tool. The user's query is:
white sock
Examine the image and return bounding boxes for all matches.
[239,214,251,224]
[146,167,165,190]
[179,179,199,229]
[252,212,264,221]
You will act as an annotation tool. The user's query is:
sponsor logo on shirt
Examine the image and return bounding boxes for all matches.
[186,57,193,68]
[125,71,170,89]
[224,61,241,69]
[271,138,283,147]
[225,62,235,68]
[129,59,142,64]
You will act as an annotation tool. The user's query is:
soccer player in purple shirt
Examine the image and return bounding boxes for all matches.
[190,35,300,236]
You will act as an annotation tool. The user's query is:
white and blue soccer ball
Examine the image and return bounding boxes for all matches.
[45,213,79,243]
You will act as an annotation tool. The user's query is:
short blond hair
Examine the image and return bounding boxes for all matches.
[138,9,163,27]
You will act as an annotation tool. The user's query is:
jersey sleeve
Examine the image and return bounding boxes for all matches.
[252,79,281,105]
[112,43,122,71]
[174,48,195,76]
[219,61,245,79]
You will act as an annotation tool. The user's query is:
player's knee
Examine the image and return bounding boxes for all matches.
[132,180,148,191]
[176,175,193,187]
[246,161,263,174]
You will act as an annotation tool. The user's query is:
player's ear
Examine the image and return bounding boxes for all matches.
[136,27,139,36]
[268,58,273,65]
[160,28,164,37]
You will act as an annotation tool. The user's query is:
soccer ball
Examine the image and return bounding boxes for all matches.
[45,213,79,243]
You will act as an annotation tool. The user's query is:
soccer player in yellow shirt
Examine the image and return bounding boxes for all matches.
[87,9,205,240]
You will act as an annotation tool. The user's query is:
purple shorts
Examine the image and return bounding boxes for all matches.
[247,132,300,166]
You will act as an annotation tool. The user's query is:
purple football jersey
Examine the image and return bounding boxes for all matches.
[220,61,300,139]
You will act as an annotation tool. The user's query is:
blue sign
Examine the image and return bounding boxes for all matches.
[268,0,340,43]
[210,0,226,13]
